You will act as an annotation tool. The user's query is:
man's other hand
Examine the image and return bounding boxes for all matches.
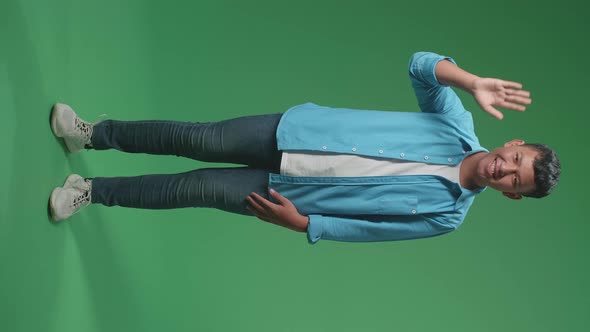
[246,189,309,232]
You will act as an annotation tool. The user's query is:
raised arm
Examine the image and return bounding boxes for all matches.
[409,52,466,116]
[409,52,532,120]
[435,58,532,120]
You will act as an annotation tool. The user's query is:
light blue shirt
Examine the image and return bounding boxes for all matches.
[268,52,488,244]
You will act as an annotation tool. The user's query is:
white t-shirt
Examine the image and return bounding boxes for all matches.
[280,151,461,183]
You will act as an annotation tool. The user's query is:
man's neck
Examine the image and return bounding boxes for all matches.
[459,152,487,190]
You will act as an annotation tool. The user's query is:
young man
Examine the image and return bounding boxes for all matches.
[50,52,560,244]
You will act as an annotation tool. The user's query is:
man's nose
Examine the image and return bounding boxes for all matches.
[501,162,518,176]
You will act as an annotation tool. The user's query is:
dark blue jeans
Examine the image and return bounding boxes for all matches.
[89,113,284,216]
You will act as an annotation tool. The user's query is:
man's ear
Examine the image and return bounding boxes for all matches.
[504,139,525,148]
[503,192,523,200]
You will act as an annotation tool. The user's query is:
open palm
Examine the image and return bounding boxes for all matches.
[472,78,532,120]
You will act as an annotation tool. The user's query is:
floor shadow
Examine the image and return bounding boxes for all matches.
[0,1,139,331]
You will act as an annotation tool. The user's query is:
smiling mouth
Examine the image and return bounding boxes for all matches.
[489,157,498,180]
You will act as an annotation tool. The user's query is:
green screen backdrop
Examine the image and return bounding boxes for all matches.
[1,0,587,331]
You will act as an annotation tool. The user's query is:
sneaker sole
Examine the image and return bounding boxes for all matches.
[50,104,64,138]
[49,187,62,222]
[51,104,81,153]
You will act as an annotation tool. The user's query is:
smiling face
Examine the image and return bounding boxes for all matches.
[474,140,540,199]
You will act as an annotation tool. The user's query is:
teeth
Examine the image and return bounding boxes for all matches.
[492,159,496,178]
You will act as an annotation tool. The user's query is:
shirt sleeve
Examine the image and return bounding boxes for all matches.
[306,213,457,244]
[408,51,467,116]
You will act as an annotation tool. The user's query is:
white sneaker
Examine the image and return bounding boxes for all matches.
[63,174,92,191]
[50,103,106,153]
[50,174,92,222]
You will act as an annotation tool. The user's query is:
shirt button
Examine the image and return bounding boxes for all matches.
[411,209,417,215]
[424,156,429,160]
[322,145,327,150]
[378,149,384,154]
[352,147,357,152]
[448,157,453,162]
[400,153,405,158]
[462,150,466,154]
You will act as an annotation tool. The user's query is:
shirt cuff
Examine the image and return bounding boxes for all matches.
[410,52,458,86]
[432,56,457,86]
[306,215,324,244]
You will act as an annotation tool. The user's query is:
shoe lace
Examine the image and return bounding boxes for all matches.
[75,113,108,144]
[74,117,92,141]
[70,189,91,217]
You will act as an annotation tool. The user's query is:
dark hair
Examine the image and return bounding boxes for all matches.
[522,143,561,198]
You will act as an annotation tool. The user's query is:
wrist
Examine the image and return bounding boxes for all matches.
[467,75,482,95]
[299,215,310,232]
[435,60,480,93]
[466,75,482,95]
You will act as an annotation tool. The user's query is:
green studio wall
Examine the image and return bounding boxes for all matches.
[0,0,586,331]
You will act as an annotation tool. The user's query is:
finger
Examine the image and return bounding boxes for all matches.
[505,95,532,105]
[246,204,260,216]
[246,196,269,216]
[250,192,276,212]
[497,101,526,112]
[269,189,290,206]
[502,80,523,89]
[247,205,281,226]
[506,89,530,98]
[247,206,272,222]
[484,105,504,120]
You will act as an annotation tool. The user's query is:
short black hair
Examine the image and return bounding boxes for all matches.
[522,143,561,198]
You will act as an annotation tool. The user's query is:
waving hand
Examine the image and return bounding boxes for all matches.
[471,78,532,120]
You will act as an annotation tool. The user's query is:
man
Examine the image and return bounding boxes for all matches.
[50,52,560,244]
[245,52,560,243]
